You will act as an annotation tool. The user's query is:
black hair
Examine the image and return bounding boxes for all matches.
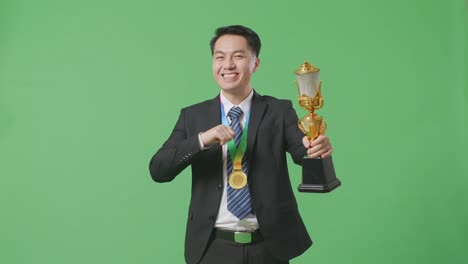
[210,25,261,57]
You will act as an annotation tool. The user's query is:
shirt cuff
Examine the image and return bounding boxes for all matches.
[198,132,211,150]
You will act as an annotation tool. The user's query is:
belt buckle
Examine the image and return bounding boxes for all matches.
[234,231,252,244]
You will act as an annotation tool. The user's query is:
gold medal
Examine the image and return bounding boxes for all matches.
[229,170,248,189]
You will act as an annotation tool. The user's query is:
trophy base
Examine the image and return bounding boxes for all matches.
[298,179,341,193]
[299,156,341,193]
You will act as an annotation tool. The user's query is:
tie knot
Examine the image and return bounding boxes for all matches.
[228,106,243,120]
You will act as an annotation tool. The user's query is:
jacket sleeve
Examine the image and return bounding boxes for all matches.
[284,100,307,165]
[149,108,201,183]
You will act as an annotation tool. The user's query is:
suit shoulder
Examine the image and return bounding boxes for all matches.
[180,97,217,112]
[258,94,293,108]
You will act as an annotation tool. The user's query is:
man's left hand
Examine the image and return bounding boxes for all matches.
[302,135,333,159]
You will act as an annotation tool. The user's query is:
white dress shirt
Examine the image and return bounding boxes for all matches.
[198,89,259,232]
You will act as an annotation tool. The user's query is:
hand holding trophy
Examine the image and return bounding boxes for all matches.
[295,61,341,193]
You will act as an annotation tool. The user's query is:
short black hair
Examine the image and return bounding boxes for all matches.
[210,25,261,57]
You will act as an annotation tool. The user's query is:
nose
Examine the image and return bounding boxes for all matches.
[223,58,235,70]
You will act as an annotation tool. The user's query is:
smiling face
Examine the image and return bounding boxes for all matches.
[212,34,260,96]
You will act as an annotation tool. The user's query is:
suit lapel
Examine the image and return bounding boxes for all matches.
[205,95,221,130]
[246,91,267,162]
[204,95,223,168]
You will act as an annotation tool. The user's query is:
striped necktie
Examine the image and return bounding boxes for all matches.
[226,106,253,220]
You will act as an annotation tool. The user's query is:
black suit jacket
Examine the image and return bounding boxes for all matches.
[149,91,312,264]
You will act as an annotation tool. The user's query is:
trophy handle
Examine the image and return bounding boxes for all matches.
[320,119,327,135]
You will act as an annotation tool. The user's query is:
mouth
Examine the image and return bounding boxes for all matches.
[221,73,239,80]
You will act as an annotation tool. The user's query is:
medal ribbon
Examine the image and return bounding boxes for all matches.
[220,103,250,172]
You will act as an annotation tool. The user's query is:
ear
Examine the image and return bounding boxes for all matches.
[252,57,260,73]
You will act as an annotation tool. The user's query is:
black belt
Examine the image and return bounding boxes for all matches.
[214,229,263,244]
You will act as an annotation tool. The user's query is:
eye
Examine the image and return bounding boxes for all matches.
[215,56,224,60]
[234,55,244,59]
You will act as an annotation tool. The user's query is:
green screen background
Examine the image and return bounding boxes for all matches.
[1,0,467,263]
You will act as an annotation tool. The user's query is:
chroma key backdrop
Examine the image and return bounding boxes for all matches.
[0,0,466,263]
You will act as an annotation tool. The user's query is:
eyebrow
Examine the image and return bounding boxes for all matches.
[213,49,248,55]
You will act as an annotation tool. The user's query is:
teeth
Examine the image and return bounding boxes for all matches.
[223,74,237,78]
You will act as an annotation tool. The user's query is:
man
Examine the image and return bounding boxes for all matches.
[149,25,333,264]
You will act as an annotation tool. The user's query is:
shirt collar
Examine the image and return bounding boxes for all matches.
[220,89,254,118]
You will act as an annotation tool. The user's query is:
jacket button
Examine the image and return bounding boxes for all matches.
[217,184,222,190]
[209,216,216,222]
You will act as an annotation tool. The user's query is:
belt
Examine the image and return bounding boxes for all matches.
[214,229,263,244]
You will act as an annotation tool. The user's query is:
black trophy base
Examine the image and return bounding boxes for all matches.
[299,156,341,193]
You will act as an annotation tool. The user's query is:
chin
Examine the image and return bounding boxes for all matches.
[220,86,242,93]
[218,82,239,91]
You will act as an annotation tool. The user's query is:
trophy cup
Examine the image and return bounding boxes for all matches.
[295,61,341,193]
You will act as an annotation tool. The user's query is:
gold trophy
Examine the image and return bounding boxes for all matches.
[295,61,341,193]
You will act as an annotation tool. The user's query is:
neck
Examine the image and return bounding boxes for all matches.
[223,87,252,105]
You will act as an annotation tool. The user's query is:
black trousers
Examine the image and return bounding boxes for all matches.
[199,234,289,264]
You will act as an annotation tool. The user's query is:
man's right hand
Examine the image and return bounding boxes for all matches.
[200,125,235,146]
